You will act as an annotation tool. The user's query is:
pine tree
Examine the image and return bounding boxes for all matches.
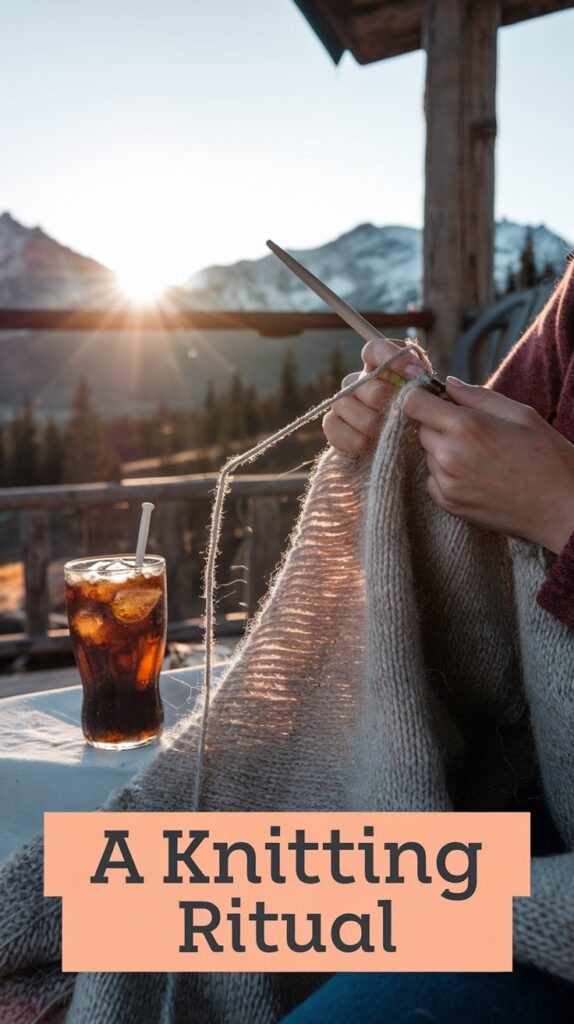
[504,266,517,294]
[38,416,64,484]
[0,422,5,486]
[519,228,537,289]
[219,373,247,443]
[63,378,112,483]
[540,260,557,282]
[325,347,349,394]
[7,398,38,486]
[202,380,219,445]
[276,349,301,424]
[244,384,262,438]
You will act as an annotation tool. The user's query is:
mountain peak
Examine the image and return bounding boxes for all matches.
[183,218,571,312]
[0,212,113,309]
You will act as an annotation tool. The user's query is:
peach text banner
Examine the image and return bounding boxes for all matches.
[44,811,530,973]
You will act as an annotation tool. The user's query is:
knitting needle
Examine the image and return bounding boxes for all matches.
[266,239,446,396]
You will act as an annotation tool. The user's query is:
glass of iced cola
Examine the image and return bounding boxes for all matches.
[64,554,167,749]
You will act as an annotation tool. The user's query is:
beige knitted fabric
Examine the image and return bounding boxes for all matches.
[0,385,573,1024]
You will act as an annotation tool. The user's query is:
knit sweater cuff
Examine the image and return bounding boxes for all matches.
[536,530,574,629]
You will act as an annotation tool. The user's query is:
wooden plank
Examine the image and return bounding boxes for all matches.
[0,308,433,336]
[244,497,284,617]
[501,0,574,25]
[20,510,51,636]
[156,501,192,622]
[345,0,424,64]
[0,617,247,662]
[423,0,499,376]
[0,473,309,511]
[0,666,81,700]
[296,0,574,63]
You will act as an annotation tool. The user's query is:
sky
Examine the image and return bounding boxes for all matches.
[1,0,574,296]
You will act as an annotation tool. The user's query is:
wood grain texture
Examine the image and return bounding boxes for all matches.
[423,0,499,376]
[21,510,51,636]
[299,0,574,62]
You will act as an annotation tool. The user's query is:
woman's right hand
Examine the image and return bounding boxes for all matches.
[322,338,427,454]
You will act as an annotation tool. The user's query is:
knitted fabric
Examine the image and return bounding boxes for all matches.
[1,385,573,1024]
[489,259,574,628]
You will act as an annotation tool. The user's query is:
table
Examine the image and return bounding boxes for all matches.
[0,666,222,864]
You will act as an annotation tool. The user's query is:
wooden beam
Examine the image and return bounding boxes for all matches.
[422,0,499,376]
[21,510,51,636]
[0,474,309,511]
[344,0,424,64]
[295,0,574,64]
[0,617,247,665]
[501,0,574,25]
[0,307,433,336]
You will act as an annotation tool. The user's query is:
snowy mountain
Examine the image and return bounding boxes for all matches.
[0,211,569,313]
[183,219,572,312]
[0,212,571,419]
[0,212,115,308]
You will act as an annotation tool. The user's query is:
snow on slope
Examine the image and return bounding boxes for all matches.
[0,212,115,308]
[0,211,570,314]
[183,219,572,312]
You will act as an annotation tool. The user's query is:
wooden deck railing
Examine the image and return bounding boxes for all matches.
[0,308,433,335]
[0,305,430,660]
[0,473,308,659]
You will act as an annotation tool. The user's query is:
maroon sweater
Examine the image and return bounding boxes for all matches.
[488,258,574,629]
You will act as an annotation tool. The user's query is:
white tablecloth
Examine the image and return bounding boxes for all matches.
[0,667,221,864]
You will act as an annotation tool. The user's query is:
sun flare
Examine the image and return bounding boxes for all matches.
[115,267,172,304]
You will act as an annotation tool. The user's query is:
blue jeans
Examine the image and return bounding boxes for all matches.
[281,965,574,1022]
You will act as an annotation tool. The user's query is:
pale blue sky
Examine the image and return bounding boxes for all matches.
[1,0,573,292]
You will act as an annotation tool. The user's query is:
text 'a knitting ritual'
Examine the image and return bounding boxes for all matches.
[91,826,480,954]
[44,813,530,971]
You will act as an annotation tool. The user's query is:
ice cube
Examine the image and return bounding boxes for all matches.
[110,587,162,623]
[72,610,105,642]
[107,559,132,573]
[89,558,132,580]
[90,560,115,573]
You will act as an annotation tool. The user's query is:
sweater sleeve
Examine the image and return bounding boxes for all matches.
[487,260,574,414]
[487,262,574,630]
[513,854,574,984]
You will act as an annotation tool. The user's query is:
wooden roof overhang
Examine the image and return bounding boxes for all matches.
[294,0,574,64]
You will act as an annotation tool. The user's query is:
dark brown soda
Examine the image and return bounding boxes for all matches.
[65,569,166,746]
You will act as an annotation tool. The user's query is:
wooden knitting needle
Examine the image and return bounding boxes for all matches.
[266,239,446,396]
[266,239,386,344]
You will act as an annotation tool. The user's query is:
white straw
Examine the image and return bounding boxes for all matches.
[135,502,154,568]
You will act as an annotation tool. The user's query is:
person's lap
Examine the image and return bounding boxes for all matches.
[281,965,573,1023]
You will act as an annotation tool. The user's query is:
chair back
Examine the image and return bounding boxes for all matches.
[450,282,554,384]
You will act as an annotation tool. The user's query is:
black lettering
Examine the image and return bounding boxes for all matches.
[90,830,143,884]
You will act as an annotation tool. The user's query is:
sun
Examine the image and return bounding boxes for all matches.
[114,260,174,305]
[115,270,170,305]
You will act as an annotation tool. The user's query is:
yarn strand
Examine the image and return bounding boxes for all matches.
[195,341,430,809]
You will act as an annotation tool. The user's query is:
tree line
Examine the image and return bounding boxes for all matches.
[0,347,351,488]
[499,227,558,297]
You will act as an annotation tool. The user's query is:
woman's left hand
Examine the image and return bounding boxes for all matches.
[402,376,574,554]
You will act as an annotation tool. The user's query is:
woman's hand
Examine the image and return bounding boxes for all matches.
[403,376,574,554]
[322,338,427,454]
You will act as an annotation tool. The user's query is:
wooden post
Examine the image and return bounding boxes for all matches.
[21,510,51,635]
[156,500,193,622]
[244,497,283,618]
[423,0,499,376]
[80,507,97,554]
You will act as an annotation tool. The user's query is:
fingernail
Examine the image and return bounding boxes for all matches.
[446,375,465,386]
[402,362,425,380]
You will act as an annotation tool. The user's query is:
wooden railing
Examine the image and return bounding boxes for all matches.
[0,305,431,660]
[0,308,433,334]
[0,473,308,659]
